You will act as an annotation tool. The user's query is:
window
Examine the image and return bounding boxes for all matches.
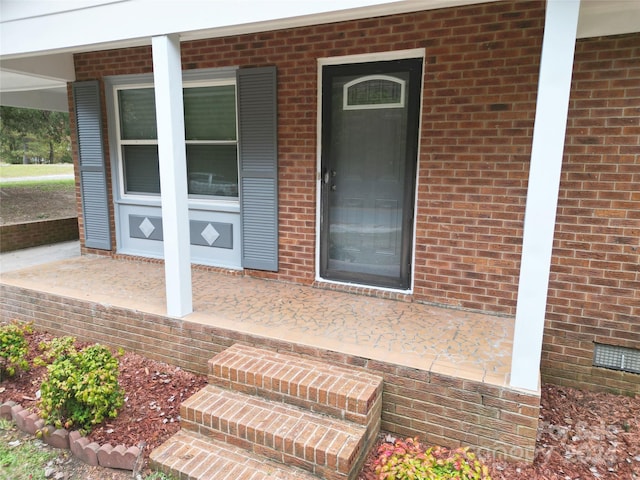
[115,81,238,198]
[343,75,405,110]
[184,85,238,197]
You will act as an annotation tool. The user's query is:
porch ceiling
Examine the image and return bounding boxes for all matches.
[0,256,515,387]
[1,0,638,111]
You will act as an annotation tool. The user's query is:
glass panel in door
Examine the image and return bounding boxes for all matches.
[320,59,422,289]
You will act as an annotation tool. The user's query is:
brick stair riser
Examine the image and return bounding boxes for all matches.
[150,430,319,480]
[181,417,362,479]
[207,345,382,427]
[152,345,384,480]
[180,387,367,479]
[208,374,381,428]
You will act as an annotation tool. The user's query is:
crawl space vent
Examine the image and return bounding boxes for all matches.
[593,343,640,374]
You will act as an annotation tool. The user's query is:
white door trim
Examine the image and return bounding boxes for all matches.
[315,48,425,293]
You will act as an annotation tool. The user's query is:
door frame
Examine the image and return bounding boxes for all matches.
[315,49,425,291]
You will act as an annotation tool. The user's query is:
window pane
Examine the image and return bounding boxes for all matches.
[187,145,238,197]
[118,89,157,140]
[184,86,236,141]
[347,79,402,106]
[123,145,160,194]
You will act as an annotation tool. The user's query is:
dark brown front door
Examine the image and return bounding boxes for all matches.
[320,58,422,289]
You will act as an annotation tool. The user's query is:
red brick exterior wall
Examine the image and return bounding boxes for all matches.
[542,34,640,395]
[0,217,79,252]
[72,0,545,312]
[69,1,640,394]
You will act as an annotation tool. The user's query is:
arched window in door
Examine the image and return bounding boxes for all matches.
[343,75,405,110]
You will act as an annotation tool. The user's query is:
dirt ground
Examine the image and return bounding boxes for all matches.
[0,184,77,225]
[1,329,639,479]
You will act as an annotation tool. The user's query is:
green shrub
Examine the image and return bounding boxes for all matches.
[33,335,76,366]
[144,472,177,480]
[37,337,124,432]
[0,321,32,381]
[374,437,491,480]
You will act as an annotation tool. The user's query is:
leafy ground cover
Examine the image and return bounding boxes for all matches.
[1,328,638,479]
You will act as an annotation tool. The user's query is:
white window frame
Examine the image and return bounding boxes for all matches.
[113,82,157,201]
[110,72,239,208]
[181,78,238,202]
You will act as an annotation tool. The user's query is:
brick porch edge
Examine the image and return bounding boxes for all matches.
[0,284,540,462]
[0,217,79,253]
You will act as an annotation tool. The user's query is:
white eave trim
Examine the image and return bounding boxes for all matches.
[1,0,490,59]
[180,0,492,43]
[2,0,638,61]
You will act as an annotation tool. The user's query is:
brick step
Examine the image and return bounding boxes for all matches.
[208,344,383,427]
[150,429,319,480]
[181,384,367,479]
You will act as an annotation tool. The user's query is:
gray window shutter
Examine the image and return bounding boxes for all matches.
[237,66,278,271]
[72,80,111,250]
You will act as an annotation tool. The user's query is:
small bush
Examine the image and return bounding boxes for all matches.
[144,472,177,480]
[33,335,76,366]
[374,437,491,480]
[0,321,32,381]
[37,337,124,432]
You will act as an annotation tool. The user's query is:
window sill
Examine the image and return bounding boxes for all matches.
[115,196,240,213]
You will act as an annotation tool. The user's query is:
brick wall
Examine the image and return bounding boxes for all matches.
[0,217,79,252]
[542,34,640,396]
[0,283,539,463]
[68,0,639,395]
[71,0,545,313]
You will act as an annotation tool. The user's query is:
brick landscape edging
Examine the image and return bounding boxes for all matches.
[0,401,141,471]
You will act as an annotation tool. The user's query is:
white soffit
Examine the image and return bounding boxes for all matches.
[1,0,638,112]
[0,0,489,58]
[0,53,75,85]
[0,88,69,111]
[2,0,638,59]
[577,0,640,39]
[0,53,74,111]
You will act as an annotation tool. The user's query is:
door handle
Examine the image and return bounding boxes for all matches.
[322,169,336,184]
[322,169,337,191]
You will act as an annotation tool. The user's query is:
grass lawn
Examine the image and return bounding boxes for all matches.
[0,178,75,189]
[0,419,59,480]
[0,163,74,179]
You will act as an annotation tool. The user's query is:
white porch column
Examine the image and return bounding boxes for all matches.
[510,0,580,391]
[151,34,193,317]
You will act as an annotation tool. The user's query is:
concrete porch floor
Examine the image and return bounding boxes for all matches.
[0,255,514,388]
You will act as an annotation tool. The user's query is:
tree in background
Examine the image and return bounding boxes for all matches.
[0,106,71,164]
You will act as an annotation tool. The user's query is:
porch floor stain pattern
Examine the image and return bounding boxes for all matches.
[0,256,514,386]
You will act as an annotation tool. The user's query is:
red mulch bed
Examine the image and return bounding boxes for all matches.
[2,328,639,479]
[0,329,207,458]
